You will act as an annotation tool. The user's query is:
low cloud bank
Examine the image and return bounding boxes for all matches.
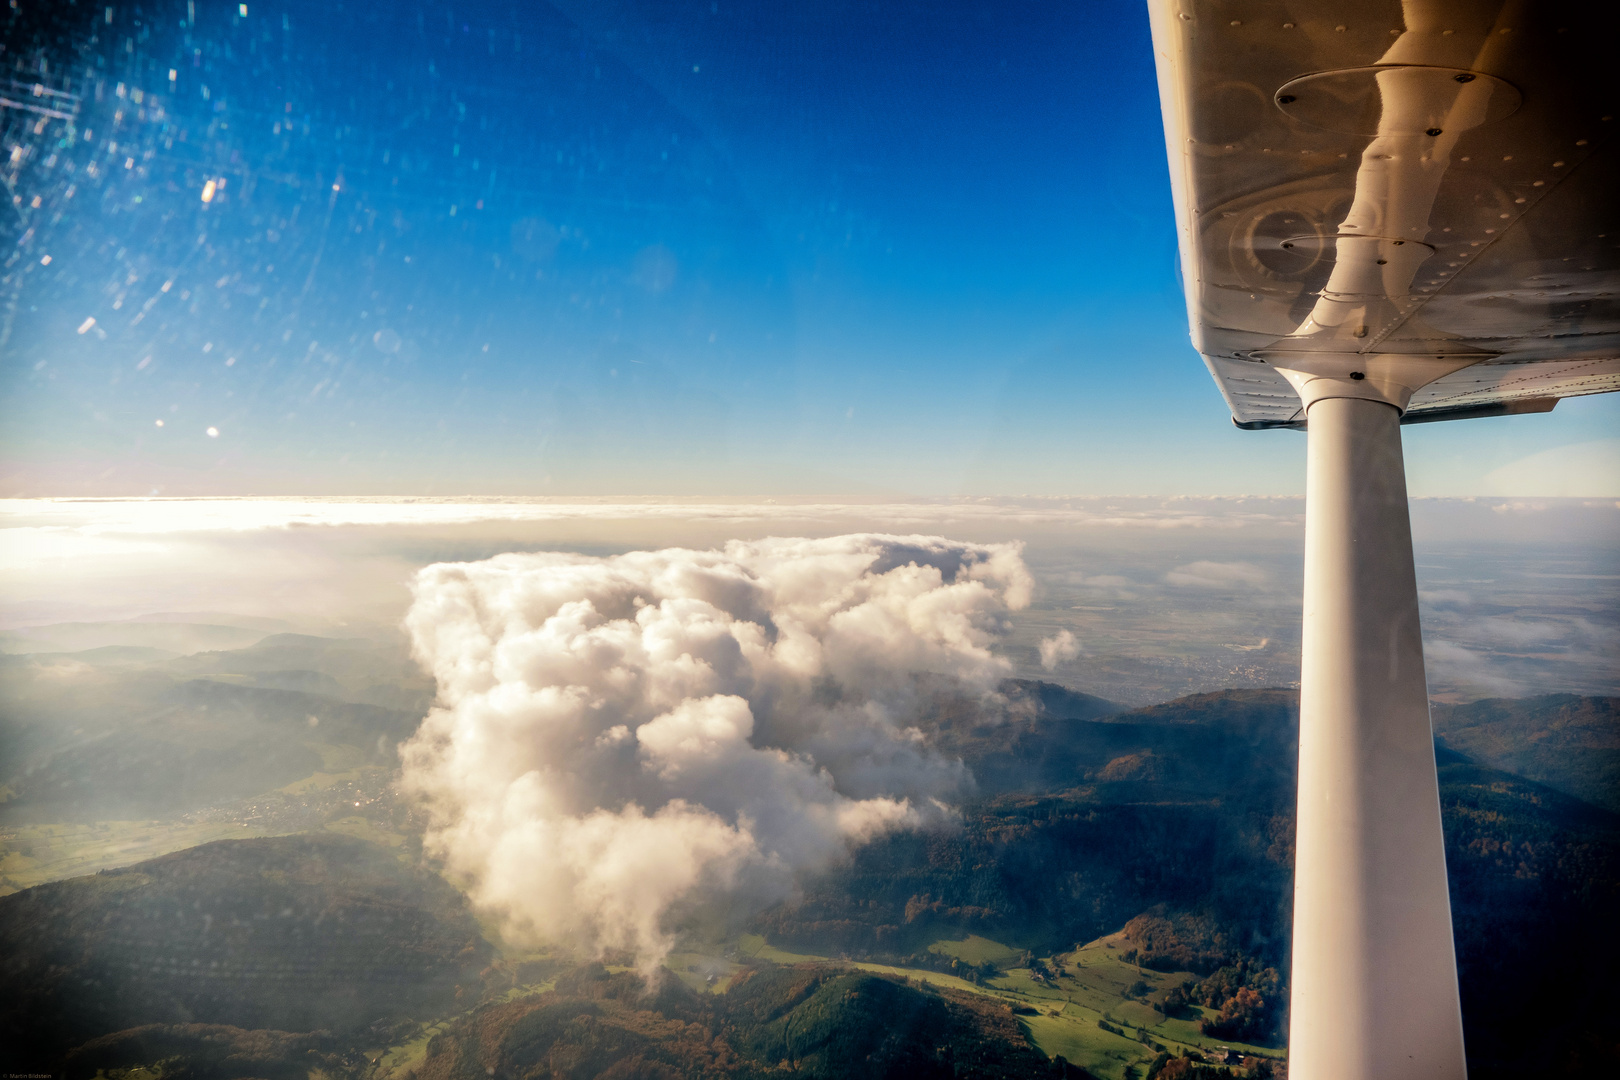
[399,534,1031,975]
[1164,560,1270,589]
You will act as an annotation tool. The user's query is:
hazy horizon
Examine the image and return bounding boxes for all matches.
[5,494,1614,704]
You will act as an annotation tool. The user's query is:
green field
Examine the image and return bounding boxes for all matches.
[367,1016,457,1077]
[929,933,1025,966]
[723,929,1282,1080]
[735,931,831,966]
[664,946,742,993]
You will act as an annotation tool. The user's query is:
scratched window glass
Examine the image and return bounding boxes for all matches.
[6,1,802,488]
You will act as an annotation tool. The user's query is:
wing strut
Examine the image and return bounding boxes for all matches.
[1293,391,1465,1079]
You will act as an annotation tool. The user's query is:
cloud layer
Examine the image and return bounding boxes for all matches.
[0,494,1306,534]
[1164,560,1270,589]
[399,534,1032,973]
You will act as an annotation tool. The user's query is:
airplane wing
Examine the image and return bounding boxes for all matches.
[1148,0,1620,428]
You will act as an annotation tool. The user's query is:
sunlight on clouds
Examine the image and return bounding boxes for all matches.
[1038,629,1082,670]
[399,535,1028,975]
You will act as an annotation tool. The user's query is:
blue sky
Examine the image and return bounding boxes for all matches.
[3,0,1615,496]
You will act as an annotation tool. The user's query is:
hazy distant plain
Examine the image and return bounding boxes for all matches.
[3,495,1614,704]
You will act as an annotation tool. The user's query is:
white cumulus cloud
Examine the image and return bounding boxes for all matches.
[1038,629,1082,671]
[399,534,1032,976]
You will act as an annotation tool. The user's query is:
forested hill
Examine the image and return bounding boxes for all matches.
[0,686,1613,1079]
[759,686,1619,1077]
[917,682,1297,799]
[1432,694,1619,812]
[0,834,491,1068]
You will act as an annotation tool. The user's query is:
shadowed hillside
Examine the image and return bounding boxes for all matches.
[1432,694,1619,812]
[62,1025,351,1080]
[1438,760,1620,1076]
[757,687,1620,1076]
[410,962,1065,1080]
[0,834,491,1067]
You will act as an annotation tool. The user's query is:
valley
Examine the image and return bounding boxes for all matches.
[1,626,1614,1079]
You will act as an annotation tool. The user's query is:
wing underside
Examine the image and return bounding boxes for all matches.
[1150,0,1620,427]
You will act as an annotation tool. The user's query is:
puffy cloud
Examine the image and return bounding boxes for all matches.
[1418,589,1473,611]
[1038,629,1082,671]
[1164,560,1269,589]
[1422,639,1525,698]
[399,534,1031,976]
